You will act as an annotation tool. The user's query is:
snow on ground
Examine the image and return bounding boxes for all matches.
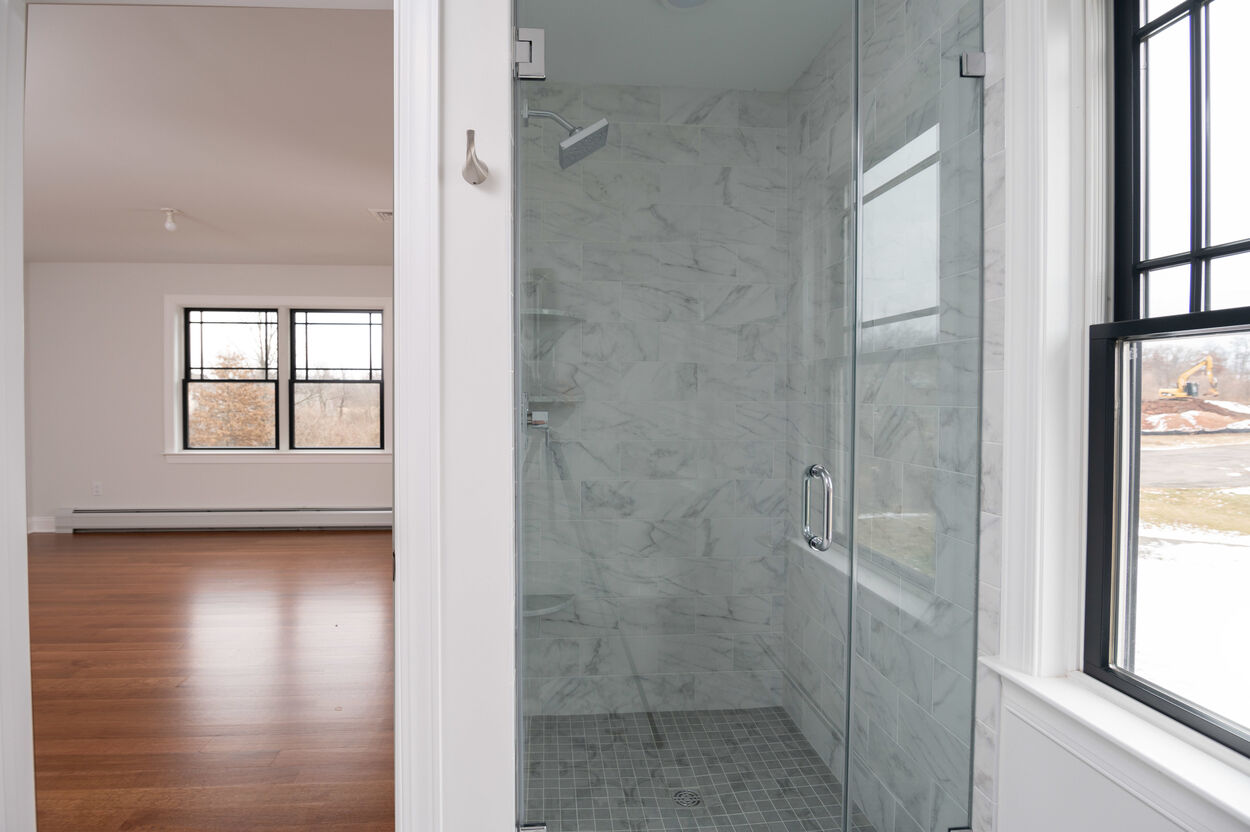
[1135,526,1250,732]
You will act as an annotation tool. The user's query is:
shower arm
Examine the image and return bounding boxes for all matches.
[523,105,579,135]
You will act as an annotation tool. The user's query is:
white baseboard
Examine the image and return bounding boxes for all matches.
[27,516,56,534]
[54,507,393,533]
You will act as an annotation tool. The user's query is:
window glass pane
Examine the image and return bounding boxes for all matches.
[186,309,277,380]
[1207,1,1250,246]
[291,309,382,380]
[1142,15,1192,260]
[186,381,276,448]
[1119,331,1250,737]
[293,382,381,448]
[1142,0,1179,26]
[1208,252,1250,311]
[307,324,373,373]
[1142,263,1191,317]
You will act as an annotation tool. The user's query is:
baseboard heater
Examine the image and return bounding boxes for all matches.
[55,507,393,533]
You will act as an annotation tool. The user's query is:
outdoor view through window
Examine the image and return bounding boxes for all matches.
[1121,332,1250,735]
[185,308,383,450]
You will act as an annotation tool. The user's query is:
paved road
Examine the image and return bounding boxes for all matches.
[1141,441,1250,488]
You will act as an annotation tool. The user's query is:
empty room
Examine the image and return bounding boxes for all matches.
[19,4,395,829]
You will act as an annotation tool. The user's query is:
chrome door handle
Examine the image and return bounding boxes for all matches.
[802,464,834,552]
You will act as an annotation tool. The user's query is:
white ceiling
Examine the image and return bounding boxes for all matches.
[520,0,849,91]
[24,5,392,265]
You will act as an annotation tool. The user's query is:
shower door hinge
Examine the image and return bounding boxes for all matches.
[960,52,987,78]
[515,28,546,80]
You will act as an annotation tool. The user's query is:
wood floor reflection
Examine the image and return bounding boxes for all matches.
[27,530,394,831]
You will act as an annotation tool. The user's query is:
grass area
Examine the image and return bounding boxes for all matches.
[1140,487,1250,537]
[1141,434,1250,450]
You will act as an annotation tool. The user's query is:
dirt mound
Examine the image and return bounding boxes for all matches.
[1142,398,1233,416]
[1142,398,1250,433]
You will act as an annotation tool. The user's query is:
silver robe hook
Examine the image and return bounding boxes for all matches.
[462,129,489,185]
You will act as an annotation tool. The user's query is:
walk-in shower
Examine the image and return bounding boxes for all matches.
[515,1,984,830]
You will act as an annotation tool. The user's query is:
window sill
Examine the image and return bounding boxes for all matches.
[982,657,1250,830]
[164,450,393,464]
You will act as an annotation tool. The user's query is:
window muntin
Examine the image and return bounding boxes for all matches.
[290,310,383,449]
[1121,0,1250,319]
[1092,0,1250,758]
[183,309,278,449]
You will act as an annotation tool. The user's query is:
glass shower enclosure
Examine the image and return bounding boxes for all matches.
[515,1,984,830]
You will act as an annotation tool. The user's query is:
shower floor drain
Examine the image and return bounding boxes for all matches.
[672,790,702,808]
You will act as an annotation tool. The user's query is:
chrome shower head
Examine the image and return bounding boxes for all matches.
[558,118,609,169]
[522,99,610,169]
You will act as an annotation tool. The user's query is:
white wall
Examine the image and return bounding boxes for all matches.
[24,261,393,522]
[998,710,1185,832]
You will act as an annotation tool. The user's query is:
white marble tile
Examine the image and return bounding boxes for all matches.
[618,440,700,479]
[582,84,661,123]
[619,123,701,164]
[938,405,979,475]
[979,441,1002,516]
[694,362,775,401]
[581,479,736,521]
[699,204,778,245]
[874,405,939,466]
[619,283,700,322]
[657,322,738,363]
[738,91,788,128]
[524,439,619,482]
[656,242,740,282]
[931,656,974,739]
[624,204,701,242]
[580,322,658,362]
[582,242,658,282]
[661,87,739,126]
[700,127,787,168]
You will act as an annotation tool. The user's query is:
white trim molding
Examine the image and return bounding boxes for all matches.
[999,0,1107,679]
[993,662,1250,831]
[0,0,36,826]
[391,0,444,828]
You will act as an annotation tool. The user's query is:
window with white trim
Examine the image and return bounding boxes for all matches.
[181,307,384,451]
[1086,0,1250,758]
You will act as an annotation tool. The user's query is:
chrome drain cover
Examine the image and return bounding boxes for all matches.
[673,790,702,807]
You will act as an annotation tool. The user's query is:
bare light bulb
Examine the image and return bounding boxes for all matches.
[162,208,179,232]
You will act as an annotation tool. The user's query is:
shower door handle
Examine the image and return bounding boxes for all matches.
[802,464,834,552]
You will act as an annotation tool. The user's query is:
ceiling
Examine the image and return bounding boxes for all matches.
[520,0,848,91]
[24,5,392,265]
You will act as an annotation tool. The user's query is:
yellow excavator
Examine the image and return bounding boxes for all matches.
[1158,355,1219,399]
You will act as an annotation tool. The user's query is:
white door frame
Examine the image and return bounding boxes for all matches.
[0,0,518,829]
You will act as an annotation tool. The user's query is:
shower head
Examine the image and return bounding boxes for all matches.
[522,99,610,169]
[558,118,609,169]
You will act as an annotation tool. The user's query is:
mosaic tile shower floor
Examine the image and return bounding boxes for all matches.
[522,706,872,832]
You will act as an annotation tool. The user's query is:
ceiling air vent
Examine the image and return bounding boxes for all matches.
[368,208,394,223]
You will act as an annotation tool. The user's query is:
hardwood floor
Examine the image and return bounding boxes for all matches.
[27,530,394,831]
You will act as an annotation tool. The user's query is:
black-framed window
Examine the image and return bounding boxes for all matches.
[183,308,279,449]
[1088,0,1250,757]
[290,309,383,449]
[1114,0,1250,319]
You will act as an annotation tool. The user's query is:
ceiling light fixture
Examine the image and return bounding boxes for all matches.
[661,0,708,9]
[161,208,181,232]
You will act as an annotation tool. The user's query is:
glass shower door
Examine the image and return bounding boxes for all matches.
[513,1,983,830]
[846,1,984,830]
